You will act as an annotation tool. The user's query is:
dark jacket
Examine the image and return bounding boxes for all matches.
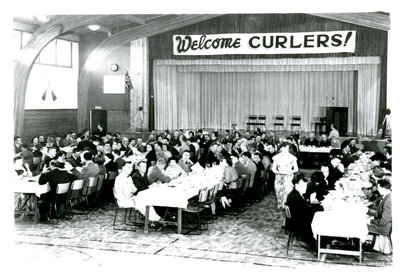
[132,171,150,195]
[38,169,77,201]
[368,193,392,236]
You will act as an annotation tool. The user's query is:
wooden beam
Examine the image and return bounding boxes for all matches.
[13,15,113,135]
[119,15,146,25]
[77,14,222,130]
[309,13,390,31]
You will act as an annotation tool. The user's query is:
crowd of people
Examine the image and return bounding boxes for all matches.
[13,125,392,251]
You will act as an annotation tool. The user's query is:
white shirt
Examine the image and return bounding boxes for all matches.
[113,172,137,208]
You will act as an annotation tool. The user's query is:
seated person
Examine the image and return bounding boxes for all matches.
[304,171,328,212]
[165,157,186,179]
[340,140,359,167]
[304,132,319,147]
[285,172,315,243]
[80,152,100,179]
[326,157,344,189]
[148,158,171,184]
[318,134,331,147]
[132,161,150,194]
[38,160,77,221]
[178,150,193,173]
[367,179,392,240]
[113,161,161,222]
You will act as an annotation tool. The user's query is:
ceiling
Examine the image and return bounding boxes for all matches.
[13,12,390,38]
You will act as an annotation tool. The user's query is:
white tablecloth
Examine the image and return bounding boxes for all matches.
[299,146,332,153]
[136,170,221,209]
[13,176,50,197]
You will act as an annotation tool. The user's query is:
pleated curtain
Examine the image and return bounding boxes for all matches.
[153,57,380,136]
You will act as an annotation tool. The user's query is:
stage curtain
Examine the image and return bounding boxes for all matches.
[153,57,380,135]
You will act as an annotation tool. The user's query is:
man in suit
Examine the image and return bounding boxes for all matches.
[132,161,150,195]
[304,132,319,147]
[318,134,331,147]
[67,148,82,168]
[14,136,23,154]
[178,150,193,173]
[285,172,315,243]
[148,158,171,184]
[81,152,100,179]
[368,179,392,236]
[38,160,77,221]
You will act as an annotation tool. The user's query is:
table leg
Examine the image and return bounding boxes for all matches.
[317,235,321,261]
[177,208,182,234]
[359,238,362,263]
[34,195,38,223]
[144,206,150,233]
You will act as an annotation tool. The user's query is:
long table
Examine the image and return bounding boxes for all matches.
[136,169,221,234]
[311,179,370,263]
[14,176,50,222]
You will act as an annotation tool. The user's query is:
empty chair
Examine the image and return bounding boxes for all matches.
[290,116,302,135]
[52,182,71,224]
[257,115,267,131]
[246,115,258,132]
[273,115,285,134]
[314,117,327,135]
[182,187,209,235]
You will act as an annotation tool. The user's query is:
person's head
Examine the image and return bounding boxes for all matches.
[21,143,28,150]
[168,157,178,166]
[121,161,133,175]
[146,144,153,152]
[241,151,251,161]
[173,130,179,138]
[279,141,290,152]
[252,152,262,163]
[137,160,147,174]
[225,130,230,136]
[161,143,169,151]
[349,138,357,146]
[331,157,341,168]
[47,147,57,158]
[370,152,385,166]
[39,135,45,143]
[204,132,210,141]
[321,163,330,179]
[49,160,59,170]
[129,138,136,146]
[121,136,129,146]
[311,171,325,184]
[377,179,391,195]
[94,155,105,165]
[31,137,39,144]
[156,158,167,169]
[372,165,384,178]
[137,138,143,144]
[83,152,93,162]
[138,106,143,112]
[111,141,118,151]
[341,141,350,152]
[309,132,315,140]
[154,142,162,151]
[182,150,191,161]
[292,172,308,194]
[321,134,327,141]
[14,136,22,145]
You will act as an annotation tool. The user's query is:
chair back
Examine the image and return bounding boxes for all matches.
[248,115,258,121]
[107,171,118,180]
[198,187,209,203]
[69,179,84,200]
[242,173,251,191]
[56,182,70,194]
[284,205,291,220]
[236,175,245,190]
[275,115,284,121]
[83,176,98,196]
[258,115,266,121]
[96,174,105,193]
[291,116,301,123]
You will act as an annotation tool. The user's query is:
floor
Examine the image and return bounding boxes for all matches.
[12,190,393,275]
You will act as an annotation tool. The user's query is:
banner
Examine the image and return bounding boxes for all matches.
[173,31,356,55]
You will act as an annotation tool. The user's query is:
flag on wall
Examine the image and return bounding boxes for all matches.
[125,69,132,110]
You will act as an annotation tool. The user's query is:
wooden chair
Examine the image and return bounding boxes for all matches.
[273,115,285,134]
[94,174,105,206]
[290,116,302,135]
[81,176,98,213]
[246,115,258,132]
[112,197,137,231]
[203,183,220,221]
[182,187,209,235]
[104,171,118,203]
[67,179,85,217]
[257,115,267,131]
[314,117,327,135]
[52,182,71,224]
[284,205,295,255]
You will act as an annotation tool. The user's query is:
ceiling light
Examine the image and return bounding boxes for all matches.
[88,25,101,31]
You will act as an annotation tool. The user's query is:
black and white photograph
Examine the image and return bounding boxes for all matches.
[3,0,399,275]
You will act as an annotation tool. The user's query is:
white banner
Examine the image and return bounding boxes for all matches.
[173,31,356,55]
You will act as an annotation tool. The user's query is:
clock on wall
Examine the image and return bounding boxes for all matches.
[110,64,119,72]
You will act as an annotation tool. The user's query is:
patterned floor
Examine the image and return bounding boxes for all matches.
[13,190,393,271]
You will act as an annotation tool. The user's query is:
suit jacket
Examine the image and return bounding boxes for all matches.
[327,165,343,189]
[148,166,171,184]
[304,138,319,147]
[38,169,77,201]
[369,193,392,236]
[285,189,314,240]
[132,171,150,195]
[81,162,100,179]
[67,156,82,168]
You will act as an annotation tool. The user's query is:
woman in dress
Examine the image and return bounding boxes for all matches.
[271,141,298,210]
